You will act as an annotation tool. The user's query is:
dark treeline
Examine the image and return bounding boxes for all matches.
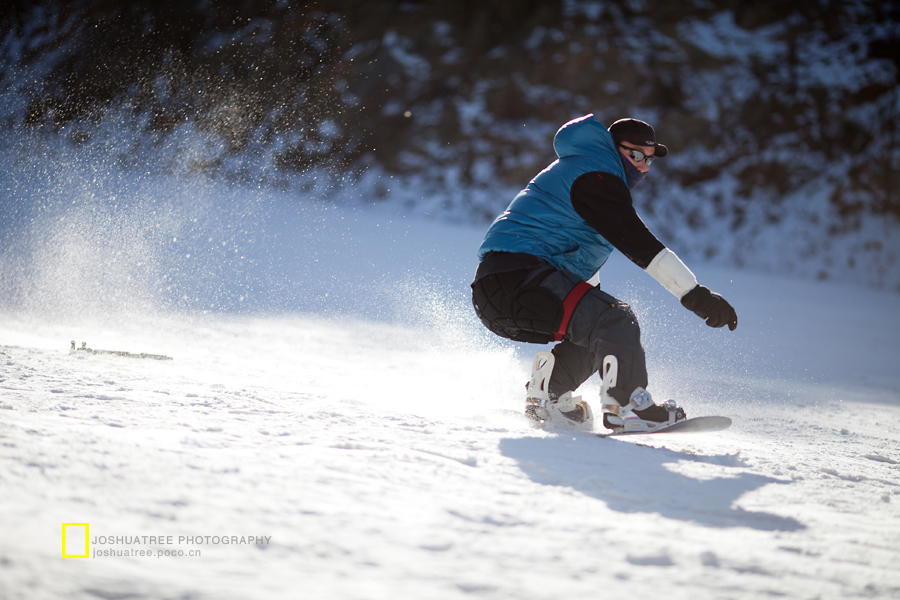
[2,0,899,223]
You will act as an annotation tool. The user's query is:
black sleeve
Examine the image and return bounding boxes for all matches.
[571,171,665,269]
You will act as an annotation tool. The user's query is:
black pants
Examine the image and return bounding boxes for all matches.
[471,252,647,405]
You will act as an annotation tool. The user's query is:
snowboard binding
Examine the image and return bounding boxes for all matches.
[599,355,686,433]
[525,352,594,431]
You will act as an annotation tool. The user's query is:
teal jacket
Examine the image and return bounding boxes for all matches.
[477,114,627,280]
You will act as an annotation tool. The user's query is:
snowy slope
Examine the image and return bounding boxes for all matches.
[1,174,900,600]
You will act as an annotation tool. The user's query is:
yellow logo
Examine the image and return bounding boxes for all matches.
[62,523,89,558]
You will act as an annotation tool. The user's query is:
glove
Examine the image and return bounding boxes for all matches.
[681,285,738,331]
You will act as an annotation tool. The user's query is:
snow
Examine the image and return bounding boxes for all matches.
[2,167,900,600]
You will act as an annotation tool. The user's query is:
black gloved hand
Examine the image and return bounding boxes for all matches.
[681,285,738,331]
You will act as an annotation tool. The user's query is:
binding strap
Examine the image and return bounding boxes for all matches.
[555,281,593,341]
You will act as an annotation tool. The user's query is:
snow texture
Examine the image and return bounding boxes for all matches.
[1,161,900,600]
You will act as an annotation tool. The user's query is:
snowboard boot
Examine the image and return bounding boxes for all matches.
[524,352,594,431]
[601,387,687,433]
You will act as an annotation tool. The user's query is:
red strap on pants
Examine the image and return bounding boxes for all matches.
[555,281,593,341]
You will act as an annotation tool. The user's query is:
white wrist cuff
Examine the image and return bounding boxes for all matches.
[645,248,698,299]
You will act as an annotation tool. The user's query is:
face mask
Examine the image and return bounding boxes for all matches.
[620,154,646,189]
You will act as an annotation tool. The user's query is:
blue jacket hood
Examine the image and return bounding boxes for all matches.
[553,114,620,162]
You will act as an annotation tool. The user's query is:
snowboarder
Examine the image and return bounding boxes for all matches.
[471,115,738,432]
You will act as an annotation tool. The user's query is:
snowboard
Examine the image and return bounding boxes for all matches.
[596,416,732,438]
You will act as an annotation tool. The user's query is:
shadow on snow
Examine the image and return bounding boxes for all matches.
[499,434,804,531]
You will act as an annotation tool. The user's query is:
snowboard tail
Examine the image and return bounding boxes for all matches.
[597,416,732,437]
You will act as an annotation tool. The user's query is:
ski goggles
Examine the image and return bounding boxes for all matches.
[619,145,655,166]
